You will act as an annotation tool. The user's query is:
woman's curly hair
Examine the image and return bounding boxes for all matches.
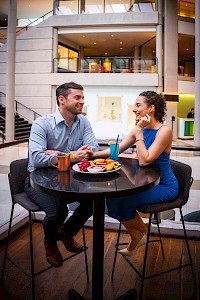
[139,91,167,123]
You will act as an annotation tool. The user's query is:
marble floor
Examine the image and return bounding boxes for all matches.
[0,140,200,236]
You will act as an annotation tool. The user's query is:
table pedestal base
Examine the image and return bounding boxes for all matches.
[68,288,137,300]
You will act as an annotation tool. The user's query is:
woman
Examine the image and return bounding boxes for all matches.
[91,91,179,256]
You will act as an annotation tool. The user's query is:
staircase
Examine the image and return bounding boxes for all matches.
[0,104,32,141]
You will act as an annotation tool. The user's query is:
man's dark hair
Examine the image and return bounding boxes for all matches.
[56,82,84,106]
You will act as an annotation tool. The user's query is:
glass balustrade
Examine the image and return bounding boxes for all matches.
[54,56,158,73]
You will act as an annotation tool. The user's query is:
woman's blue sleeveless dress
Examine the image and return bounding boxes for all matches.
[106,127,179,221]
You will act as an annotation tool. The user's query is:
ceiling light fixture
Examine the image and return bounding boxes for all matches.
[94,42,97,45]
[120,47,123,50]
[111,34,114,37]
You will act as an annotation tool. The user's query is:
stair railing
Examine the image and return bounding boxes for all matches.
[16,10,53,36]
[0,125,5,144]
[0,92,41,123]
[0,93,42,142]
[0,11,53,41]
[14,100,42,124]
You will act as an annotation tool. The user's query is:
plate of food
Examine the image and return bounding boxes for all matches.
[72,158,121,174]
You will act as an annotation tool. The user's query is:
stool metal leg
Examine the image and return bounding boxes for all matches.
[82,226,89,283]
[179,208,197,291]
[140,218,151,300]
[1,202,15,283]
[29,212,36,300]
[111,222,122,279]
[155,213,164,258]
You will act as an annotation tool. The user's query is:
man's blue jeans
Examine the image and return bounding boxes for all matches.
[24,177,93,244]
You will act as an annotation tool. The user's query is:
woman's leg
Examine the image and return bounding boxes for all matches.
[121,212,148,251]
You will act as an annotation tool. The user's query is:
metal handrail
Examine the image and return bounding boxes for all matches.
[0,92,41,123]
[0,10,53,41]
[16,10,53,35]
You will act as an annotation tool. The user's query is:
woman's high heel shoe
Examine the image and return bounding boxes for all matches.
[118,234,147,257]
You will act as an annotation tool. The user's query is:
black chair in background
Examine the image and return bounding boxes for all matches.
[111,159,197,299]
[1,158,89,300]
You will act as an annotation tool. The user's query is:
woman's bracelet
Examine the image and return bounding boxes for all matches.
[135,139,145,142]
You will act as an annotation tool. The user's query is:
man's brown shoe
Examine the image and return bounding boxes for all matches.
[44,241,63,268]
[57,229,85,254]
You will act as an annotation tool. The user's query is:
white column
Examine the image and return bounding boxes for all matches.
[133,46,140,72]
[163,0,178,140]
[164,0,178,92]
[156,0,163,93]
[79,46,84,72]
[53,28,58,73]
[5,0,17,142]
[194,0,200,147]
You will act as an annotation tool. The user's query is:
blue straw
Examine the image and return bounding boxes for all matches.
[114,135,119,153]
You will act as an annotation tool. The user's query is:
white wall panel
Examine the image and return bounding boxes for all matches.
[44,12,158,27]
[15,85,51,97]
[0,63,6,73]
[0,51,7,62]
[15,62,52,73]
[15,97,51,109]
[178,20,195,35]
[16,39,53,51]
[16,50,52,62]
[18,27,53,40]
[0,74,6,85]
[178,80,195,94]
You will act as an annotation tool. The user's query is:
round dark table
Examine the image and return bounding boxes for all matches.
[30,157,160,300]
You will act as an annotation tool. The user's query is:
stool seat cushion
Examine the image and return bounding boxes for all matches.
[14,192,40,212]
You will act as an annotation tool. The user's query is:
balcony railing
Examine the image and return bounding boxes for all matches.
[53,0,157,15]
[53,56,158,74]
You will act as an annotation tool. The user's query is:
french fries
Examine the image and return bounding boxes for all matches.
[106,162,115,171]
[91,158,120,171]
[92,158,106,164]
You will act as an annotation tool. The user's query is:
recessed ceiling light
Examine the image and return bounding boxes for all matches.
[111,34,114,37]
[120,47,123,50]
[105,52,108,55]
[94,42,97,45]
[186,48,189,51]
[120,41,123,44]
[82,35,85,38]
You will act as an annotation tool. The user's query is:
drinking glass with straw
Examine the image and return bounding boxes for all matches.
[110,135,119,160]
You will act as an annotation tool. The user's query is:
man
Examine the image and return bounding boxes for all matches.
[187,108,194,118]
[25,82,99,268]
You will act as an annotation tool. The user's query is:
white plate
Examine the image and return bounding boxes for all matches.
[72,162,121,174]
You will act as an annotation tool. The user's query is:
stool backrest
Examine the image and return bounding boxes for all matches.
[170,159,193,206]
[9,158,29,196]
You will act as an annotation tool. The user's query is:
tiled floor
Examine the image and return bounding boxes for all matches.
[0,140,200,235]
